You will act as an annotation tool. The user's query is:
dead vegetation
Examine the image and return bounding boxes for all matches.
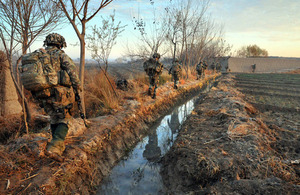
[161,74,300,194]
[286,68,300,74]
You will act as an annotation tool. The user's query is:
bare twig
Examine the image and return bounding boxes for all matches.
[20,173,39,182]
[21,85,29,134]
[6,179,10,190]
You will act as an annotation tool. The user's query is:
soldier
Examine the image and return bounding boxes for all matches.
[34,33,81,161]
[143,53,164,99]
[196,61,203,80]
[202,61,208,76]
[216,62,221,72]
[210,62,216,73]
[196,60,207,80]
[168,58,182,89]
[251,64,256,73]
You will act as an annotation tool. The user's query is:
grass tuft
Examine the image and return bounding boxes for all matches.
[84,69,120,117]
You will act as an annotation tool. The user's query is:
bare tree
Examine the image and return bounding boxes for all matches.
[127,1,168,60]
[58,0,113,114]
[0,0,65,78]
[86,11,126,98]
[163,0,231,76]
[165,7,182,61]
[58,0,113,86]
[163,0,211,77]
[86,11,126,72]
[0,0,66,120]
[0,0,18,68]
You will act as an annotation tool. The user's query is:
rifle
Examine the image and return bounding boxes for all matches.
[73,88,88,127]
[163,66,170,72]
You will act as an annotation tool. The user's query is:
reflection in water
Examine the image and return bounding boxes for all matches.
[97,97,197,195]
[143,129,161,163]
[167,108,180,142]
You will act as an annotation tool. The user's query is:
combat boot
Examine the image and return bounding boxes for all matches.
[45,123,68,161]
[152,93,156,99]
[46,140,65,155]
[46,140,65,162]
[148,88,152,96]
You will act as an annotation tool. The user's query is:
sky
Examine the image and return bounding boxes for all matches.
[30,0,300,60]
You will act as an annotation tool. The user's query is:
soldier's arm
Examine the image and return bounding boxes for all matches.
[143,61,147,71]
[179,65,182,73]
[61,53,81,90]
[168,66,172,74]
[159,62,164,75]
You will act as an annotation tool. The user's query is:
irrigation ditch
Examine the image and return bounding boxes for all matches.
[0,74,220,194]
[97,78,217,194]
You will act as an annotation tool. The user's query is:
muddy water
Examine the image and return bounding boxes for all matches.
[97,86,211,195]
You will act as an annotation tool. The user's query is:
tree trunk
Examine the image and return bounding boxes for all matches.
[0,55,23,117]
[79,35,86,116]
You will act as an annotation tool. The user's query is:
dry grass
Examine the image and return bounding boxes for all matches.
[159,72,172,85]
[227,121,253,138]
[286,69,300,74]
[84,69,120,117]
[0,116,23,143]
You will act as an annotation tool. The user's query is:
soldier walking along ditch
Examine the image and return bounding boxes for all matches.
[143,52,164,99]
[169,58,182,89]
[196,60,208,80]
[19,33,83,162]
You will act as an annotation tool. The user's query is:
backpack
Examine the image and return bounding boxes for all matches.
[20,49,72,93]
[196,63,202,71]
[172,64,181,73]
[20,49,58,91]
[143,59,162,75]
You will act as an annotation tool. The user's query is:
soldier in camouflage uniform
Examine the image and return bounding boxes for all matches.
[143,53,164,99]
[168,58,182,89]
[33,33,81,160]
[210,62,216,73]
[196,60,207,80]
[251,64,256,73]
[216,62,221,72]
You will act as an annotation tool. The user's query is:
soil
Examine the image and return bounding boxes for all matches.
[0,73,219,194]
[161,73,300,194]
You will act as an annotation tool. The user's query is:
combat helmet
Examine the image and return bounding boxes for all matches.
[43,33,67,48]
[152,53,161,59]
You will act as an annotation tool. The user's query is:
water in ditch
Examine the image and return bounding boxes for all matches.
[97,85,212,195]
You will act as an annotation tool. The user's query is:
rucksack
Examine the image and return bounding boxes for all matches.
[196,63,202,71]
[171,64,181,73]
[20,49,72,92]
[20,49,58,91]
[143,59,162,75]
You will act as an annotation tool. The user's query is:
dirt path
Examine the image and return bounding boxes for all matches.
[161,74,299,194]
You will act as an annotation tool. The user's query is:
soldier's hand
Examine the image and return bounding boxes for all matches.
[75,93,80,101]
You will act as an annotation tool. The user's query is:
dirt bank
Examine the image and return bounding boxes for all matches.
[0,74,219,194]
[161,74,300,194]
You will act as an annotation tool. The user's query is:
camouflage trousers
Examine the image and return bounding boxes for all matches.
[196,70,203,79]
[51,123,69,143]
[148,75,159,98]
[172,74,180,89]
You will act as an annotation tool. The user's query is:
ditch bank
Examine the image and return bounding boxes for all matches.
[161,74,300,194]
[0,74,219,194]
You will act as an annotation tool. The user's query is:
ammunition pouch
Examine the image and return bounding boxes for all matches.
[58,70,72,87]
